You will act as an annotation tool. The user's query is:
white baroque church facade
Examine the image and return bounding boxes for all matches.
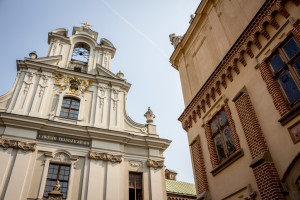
[0,25,171,200]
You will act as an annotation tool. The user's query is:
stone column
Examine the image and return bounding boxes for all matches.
[233,89,285,199]
[105,162,123,200]
[0,148,14,199]
[4,142,36,200]
[147,158,166,200]
[86,159,106,200]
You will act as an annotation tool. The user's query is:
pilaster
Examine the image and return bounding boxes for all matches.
[233,89,285,199]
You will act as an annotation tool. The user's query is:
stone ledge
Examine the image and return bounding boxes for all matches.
[278,103,300,125]
[249,151,273,169]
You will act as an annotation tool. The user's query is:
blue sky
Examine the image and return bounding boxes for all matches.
[0,0,200,183]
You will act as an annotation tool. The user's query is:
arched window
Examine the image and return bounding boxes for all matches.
[71,42,90,63]
[59,97,80,120]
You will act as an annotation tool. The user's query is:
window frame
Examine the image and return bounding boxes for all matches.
[267,35,300,106]
[59,97,80,120]
[209,107,236,163]
[129,172,143,200]
[43,163,71,199]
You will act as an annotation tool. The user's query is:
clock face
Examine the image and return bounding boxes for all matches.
[69,78,81,91]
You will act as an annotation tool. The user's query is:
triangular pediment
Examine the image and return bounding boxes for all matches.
[25,55,62,66]
[96,64,122,80]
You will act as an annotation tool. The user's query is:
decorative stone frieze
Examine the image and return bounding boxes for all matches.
[146,158,164,169]
[176,0,299,131]
[0,138,36,152]
[88,151,123,163]
[129,160,143,168]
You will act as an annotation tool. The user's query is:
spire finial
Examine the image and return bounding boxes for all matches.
[144,107,155,124]
[81,21,93,28]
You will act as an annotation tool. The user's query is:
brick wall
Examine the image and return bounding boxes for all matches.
[259,61,290,117]
[204,123,219,168]
[190,137,209,194]
[234,92,285,199]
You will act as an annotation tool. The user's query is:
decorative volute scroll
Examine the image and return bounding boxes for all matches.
[144,107,155,124]
[88,151,123,163]
[0,138,36,152]
[147,158,164,169]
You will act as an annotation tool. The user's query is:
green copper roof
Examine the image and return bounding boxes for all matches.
[165,179,197,196]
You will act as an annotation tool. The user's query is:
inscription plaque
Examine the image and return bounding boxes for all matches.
[37,132,90,147]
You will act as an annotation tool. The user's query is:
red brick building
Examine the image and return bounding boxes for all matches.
[170,0,300,199]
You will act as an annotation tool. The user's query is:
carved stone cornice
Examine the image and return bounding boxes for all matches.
[146,158,164,169]
[0,138,36,152]
[88,151,122,163]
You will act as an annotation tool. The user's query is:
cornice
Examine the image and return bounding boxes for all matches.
[0,112,171,150]
[170,0,211,70]
[178,0,299,131]
[48,33,71,45]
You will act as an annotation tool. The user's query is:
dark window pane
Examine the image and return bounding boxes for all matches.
[211,119,219,134]
[218,111,227,126]
[293,57,300,76]
[129,189,135,200]
[278,70,300,104]
[223,126,236,155]
[214,134,226,161]
[136,174,142,189]
[129,174,134,188]
[270,54,285,73]
[283,38,299,59]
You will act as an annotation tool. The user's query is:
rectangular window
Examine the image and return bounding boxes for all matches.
[44,163,70,199]
[268,37,300,105]
[210,109,236,162]
[129,172,143,200]
[59,97,80,120]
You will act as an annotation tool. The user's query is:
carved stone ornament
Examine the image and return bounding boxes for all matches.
[129,160,143,168]
[169,33,183,48]
[144,107,155,124]
[47,180,63,200]
[0,138,36,152]
[146,158,164,169]
[55,73,93,96]
[88,151,122,163]
[53,152,71,162]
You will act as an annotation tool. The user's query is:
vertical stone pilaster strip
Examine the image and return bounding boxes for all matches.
[190,137,209,194]
[234,92,285,199]
[204,123,219,168]
[259,61,290,117]
[224,102,241,150]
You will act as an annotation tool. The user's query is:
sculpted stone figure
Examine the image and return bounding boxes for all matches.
[169,33,183,48]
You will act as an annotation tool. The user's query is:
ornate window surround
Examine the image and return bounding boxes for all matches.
[54,93,85,123]
[200,95,243,175]
[37,150,78,200]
